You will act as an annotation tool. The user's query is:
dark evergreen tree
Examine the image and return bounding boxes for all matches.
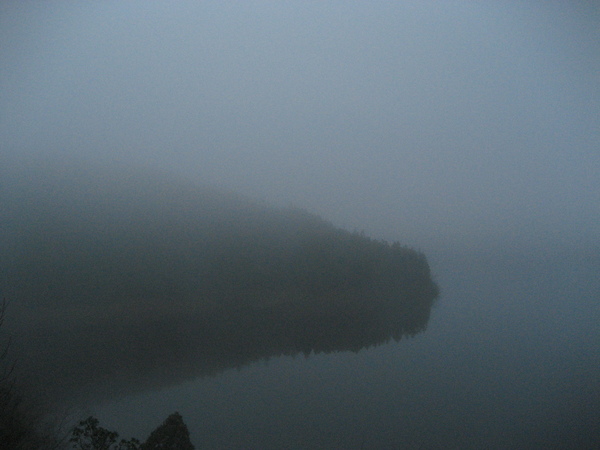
[141,412,194,450]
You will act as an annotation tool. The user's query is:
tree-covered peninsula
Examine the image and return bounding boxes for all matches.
[1,159,439,402]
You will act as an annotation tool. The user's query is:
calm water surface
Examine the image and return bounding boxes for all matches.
[91,247,600,449]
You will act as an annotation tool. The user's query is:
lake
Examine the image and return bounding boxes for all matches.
[88,246,599,449]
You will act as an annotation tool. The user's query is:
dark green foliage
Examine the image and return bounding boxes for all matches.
[68,414,194,450]
[1,160,439,403]
[69,417,119,450]
[69,416,141,450]
[1,161,438,312]
[141,412,194,450]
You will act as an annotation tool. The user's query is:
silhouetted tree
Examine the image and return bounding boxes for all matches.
[0,299,67,449]
[68,413,196,450]
[141,412,194,450]
[69,416,141,450]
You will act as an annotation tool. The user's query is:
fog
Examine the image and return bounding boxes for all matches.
[2,1,598,252]
[1,159,438,403]
[1,1,599,448]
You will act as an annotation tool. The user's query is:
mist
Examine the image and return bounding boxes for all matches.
[1,1,599,448]
[1,158,437,403]
[2,1,598,252]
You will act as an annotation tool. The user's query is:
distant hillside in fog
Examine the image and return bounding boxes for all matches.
[0,158,438,402]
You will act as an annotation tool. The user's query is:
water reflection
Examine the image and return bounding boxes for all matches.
[17,278,437,404]
[2,160,438,404]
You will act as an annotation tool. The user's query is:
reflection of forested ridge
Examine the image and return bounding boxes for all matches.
[1,159,438,401]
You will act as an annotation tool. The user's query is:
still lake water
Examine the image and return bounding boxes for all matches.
[90,247,600,449]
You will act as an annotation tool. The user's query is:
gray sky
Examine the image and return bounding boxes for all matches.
[2,0,599,252]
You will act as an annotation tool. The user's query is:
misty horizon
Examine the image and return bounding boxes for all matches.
[2,1,598,253]
[1,1,599,448]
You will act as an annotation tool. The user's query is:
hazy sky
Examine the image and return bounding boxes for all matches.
[2,1,599,252]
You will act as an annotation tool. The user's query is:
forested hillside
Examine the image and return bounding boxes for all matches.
[1,159,439,402]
